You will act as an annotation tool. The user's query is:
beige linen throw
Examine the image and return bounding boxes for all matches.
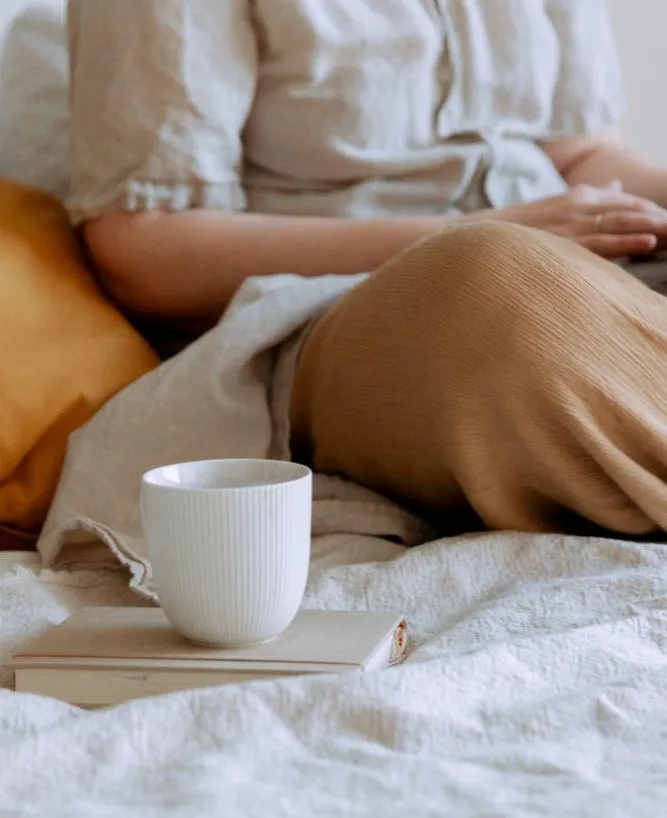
[37,272,431,597]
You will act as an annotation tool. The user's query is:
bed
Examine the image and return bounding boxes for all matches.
[2,3,667,815]
[4,517,667,814]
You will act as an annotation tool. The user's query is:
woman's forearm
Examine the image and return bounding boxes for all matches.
[541,130,667,208]
[565,146,667,207]
[84,208,496,320]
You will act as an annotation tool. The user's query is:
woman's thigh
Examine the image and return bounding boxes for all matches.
[290,222,667,534]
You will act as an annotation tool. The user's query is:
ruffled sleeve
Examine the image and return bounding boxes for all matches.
[67,0,258,225]
[545,0,626,138]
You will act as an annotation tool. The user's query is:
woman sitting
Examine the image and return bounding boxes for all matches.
[67,0,667,536]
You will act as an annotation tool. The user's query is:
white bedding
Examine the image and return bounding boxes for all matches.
[2,529,667,816]
[0,1,69,197]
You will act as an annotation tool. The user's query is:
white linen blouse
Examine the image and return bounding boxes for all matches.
[67,0,625,225]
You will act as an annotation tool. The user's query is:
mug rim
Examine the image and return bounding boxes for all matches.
[142,458,312,493]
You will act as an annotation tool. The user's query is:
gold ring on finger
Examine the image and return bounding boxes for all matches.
[594,213,605,233]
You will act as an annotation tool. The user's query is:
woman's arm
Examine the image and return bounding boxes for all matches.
[540,128,667,208]
[85,209,500,322]
[86,185,667,324]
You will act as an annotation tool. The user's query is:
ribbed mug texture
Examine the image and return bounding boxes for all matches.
[141,460,312,647]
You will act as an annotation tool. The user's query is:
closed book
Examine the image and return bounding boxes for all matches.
[10,607,409,708]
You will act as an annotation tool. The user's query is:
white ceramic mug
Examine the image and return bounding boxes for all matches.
[141,459,312,647]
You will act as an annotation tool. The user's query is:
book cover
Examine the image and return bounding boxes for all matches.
[10,607,409,707]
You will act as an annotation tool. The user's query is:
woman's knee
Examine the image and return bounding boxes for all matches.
[378,220,626,389]
[405,221,612,326]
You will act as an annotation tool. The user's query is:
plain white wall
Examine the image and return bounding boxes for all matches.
[0,0,665,162]
[607,0,667,164]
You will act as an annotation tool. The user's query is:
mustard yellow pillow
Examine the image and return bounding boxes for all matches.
[0,181,159,546]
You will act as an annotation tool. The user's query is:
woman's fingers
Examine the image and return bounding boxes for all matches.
[579,233,658,259]
[580,196,667,216]
[585,210,667,236]
[571,185,666,215]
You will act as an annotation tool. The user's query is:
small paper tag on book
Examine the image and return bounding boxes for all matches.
[388,619,410,666]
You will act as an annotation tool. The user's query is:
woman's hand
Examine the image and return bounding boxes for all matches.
[499,183,667,259]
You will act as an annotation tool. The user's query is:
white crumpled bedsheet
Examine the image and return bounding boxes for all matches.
[2,527,667,817]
